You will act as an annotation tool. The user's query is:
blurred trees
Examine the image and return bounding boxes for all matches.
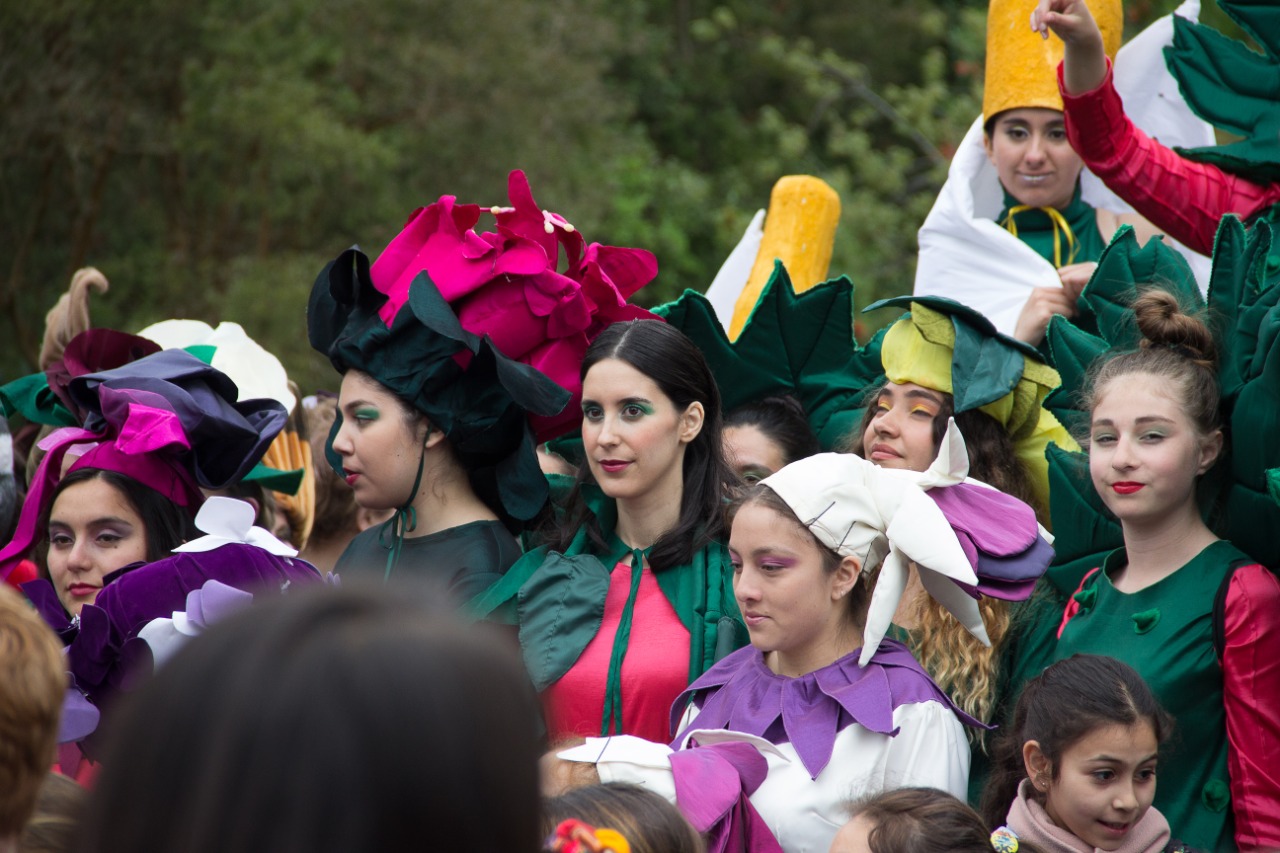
[0,0,1184,393]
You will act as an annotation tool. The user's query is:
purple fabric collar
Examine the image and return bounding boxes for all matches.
[672,639,985,779]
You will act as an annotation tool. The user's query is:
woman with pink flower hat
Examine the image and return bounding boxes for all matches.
[308,171,660,603]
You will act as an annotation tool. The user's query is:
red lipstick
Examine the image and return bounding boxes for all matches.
[1112,482,1144,494]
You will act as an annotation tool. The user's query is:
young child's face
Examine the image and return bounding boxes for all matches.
[1041,721,1159,851]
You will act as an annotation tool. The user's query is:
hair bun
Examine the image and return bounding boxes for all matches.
[1132,290,1215,367]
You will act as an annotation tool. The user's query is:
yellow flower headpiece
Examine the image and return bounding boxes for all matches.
[880,302,1078,513]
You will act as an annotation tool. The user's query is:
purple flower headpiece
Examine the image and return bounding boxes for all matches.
[0,350,287,581]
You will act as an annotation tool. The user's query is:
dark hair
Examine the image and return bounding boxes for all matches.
[979,654,1174,828]
[1084,290,1220,440]
[543,783,703,853]
[556,320,735,570]
[843,383,1042,518]
[78,584,543,853]
[726,483,871,630]
[306,395,363,544]
[847,787,997,853]
[42,468,195,569]
[724,395,821,469]
[21,772,85,853]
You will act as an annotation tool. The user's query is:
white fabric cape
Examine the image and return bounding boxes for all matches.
[913,1,1215,337]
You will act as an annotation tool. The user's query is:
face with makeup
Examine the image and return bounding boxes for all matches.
[331,371,433,512]
[1025,721,1159,851]
[723,424,788,484]
[1088,374,1220,528]
[580,358,703,506]
[729,499,860,677]
[47,476,149,615]
[862,382,945,472]
[984,108,1084,211]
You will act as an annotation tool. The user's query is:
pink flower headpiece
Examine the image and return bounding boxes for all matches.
[370,170,660,441]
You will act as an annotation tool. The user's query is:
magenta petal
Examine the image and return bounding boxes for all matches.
[492,235,554,276]
[116,403,191,455]
[546,293,592,339]
[522,271,577,315]
[372,204,432,289]
[589,245,659,299]
[460,229,499,260]
[454,279,549,360]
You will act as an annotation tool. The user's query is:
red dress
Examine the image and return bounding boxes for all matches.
[542,557,692,744]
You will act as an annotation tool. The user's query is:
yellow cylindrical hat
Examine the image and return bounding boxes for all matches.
[729,175,840,340]
[983,0,1122,121]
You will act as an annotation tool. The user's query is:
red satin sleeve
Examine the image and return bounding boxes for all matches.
[1059,59,1280,256]
[1222,564,1280,851]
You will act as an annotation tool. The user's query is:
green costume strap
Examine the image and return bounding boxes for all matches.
[600,547,648,735]
[468,484,744,720]
[376,441,427,580]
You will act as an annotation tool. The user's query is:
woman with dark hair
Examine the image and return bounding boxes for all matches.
[473,319,745,743]
[308,171,655,595]
[308,251,568,595]
[78,584,544,853]
[40,468,195,617]
[722,395,820,484]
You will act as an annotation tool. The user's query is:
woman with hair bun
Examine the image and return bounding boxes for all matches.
[1049,290,1280,852]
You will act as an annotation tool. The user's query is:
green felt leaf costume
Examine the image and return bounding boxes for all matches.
[654,260,886,450]
[1168,0,1280,185]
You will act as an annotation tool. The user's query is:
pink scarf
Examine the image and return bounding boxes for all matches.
[1004,779,1171,853]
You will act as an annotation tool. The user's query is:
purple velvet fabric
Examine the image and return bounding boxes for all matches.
[672,639,984,780]
[670,741,784,853]
[927,482,1051,600]
[25,543,320,706]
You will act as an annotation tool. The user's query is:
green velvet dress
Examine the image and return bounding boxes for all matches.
[335,519,523,604]
[1050,541,1251,852]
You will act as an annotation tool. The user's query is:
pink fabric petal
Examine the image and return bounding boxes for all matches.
[116,403,192,455]
[454,280,550,361]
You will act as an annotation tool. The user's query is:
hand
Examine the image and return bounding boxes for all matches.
[1056,261,1097,301]
[1013,286,1079,347]
[1030,0,1107,94]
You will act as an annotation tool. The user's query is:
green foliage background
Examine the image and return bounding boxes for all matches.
[0,0,1191,395]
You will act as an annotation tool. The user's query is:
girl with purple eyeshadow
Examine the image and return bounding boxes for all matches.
[551,428,1052,853]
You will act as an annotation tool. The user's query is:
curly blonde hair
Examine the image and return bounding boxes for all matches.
[903,593,1011,746]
